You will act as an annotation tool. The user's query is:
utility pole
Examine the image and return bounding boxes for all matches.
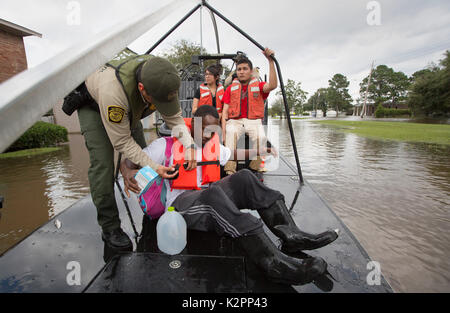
[361,61,374,118]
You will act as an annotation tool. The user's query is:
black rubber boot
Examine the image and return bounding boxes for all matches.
[236,231,328,285]
[258,200,339,252]
[102,227,132,249]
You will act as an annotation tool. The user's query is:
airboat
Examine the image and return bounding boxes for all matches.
[0,0,392,293]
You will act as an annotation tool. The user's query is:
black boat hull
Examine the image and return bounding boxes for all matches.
[0,156,392,293]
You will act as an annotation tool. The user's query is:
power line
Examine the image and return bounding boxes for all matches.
[376,39,450,65]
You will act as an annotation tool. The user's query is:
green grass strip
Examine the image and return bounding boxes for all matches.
[314,120,450,145]
[0,147,62,159]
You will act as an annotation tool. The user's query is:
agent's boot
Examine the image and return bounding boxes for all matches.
[258,200,339,252]
[102,227,132,249]
[236,231,327,285]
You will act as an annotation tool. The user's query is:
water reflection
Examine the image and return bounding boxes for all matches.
[271,118,450,293]
[0,134,90,255]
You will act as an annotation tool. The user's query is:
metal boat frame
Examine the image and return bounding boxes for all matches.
[0,0,393,293]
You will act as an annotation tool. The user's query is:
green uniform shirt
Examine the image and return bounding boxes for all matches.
[84,58,193,171]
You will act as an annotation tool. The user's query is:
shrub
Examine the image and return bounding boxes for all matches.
[375,105,411,118]
[6,121,68,152]
[375,105,385,118]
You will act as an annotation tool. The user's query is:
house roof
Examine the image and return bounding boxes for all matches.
[0,18,42,38]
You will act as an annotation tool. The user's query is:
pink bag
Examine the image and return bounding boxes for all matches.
[138,137,174,219]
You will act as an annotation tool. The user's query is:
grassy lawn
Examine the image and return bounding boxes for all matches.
[0,147,61,159]
[314,120,450,145]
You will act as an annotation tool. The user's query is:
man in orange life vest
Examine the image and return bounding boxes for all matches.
[120,105,339,285]
[222,48,277,175]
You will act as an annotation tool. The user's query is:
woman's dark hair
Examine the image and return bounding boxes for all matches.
[205,64,223,81]
[194,104,219,119]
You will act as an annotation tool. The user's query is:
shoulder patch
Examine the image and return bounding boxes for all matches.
[107,105,125,123]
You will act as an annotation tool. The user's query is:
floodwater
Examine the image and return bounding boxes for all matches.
[0,119,449,292]
[0,134,90,254]
[272,117,450,293]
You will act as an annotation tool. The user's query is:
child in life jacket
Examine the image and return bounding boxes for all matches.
[120,105,339,286]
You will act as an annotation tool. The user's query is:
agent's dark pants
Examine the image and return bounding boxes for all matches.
[78,106,147,232]
[172,169,284,238]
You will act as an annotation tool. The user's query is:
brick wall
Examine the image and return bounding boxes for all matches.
[0,29,27,83]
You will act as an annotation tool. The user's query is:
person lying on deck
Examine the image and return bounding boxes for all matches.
[120,105,339,285]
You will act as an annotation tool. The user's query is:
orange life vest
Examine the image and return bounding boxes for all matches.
[171,118,221,190]
[198,83,225,114]
[228,77,264,119]
[183,117,192,130]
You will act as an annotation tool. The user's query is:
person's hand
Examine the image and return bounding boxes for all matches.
[221,115,227,144]
[156,165,179,179]
[184,147,197,171]
[222,124,227,144]
[262,47,275,60]
[120,160,140,197]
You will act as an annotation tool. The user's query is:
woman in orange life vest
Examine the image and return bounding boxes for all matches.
[192,64,225,121]
[120,105,339,285]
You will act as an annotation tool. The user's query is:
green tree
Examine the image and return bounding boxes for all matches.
[307,88,329,117]
[269,97,284,117]
[276,79,308,115]
[161,39,229,76]
[318,88,330,117]
[327,74,352,116]
[389,71,410,107]
[410,68,434,82]
[162,39,206,70]
[304,96,315,112]
[408,51,450,117]
[359,65,410,108]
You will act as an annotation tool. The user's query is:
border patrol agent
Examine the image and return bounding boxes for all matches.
[78,48,195,248]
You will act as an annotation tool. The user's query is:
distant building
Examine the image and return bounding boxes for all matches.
[0,18,41,83]
[353,103,375,116]
[382,101,409,110]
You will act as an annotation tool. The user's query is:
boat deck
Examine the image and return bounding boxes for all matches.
[0,156,392,292]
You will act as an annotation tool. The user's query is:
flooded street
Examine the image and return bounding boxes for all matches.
[273,118,450,293]
[0,119,449,292]
[0,134,90,254]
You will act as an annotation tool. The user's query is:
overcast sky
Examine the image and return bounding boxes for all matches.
[2,0,450,104]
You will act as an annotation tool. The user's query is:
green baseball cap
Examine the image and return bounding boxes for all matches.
[140,57,181,116]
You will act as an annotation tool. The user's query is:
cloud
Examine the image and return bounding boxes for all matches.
[2,0,449,103]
